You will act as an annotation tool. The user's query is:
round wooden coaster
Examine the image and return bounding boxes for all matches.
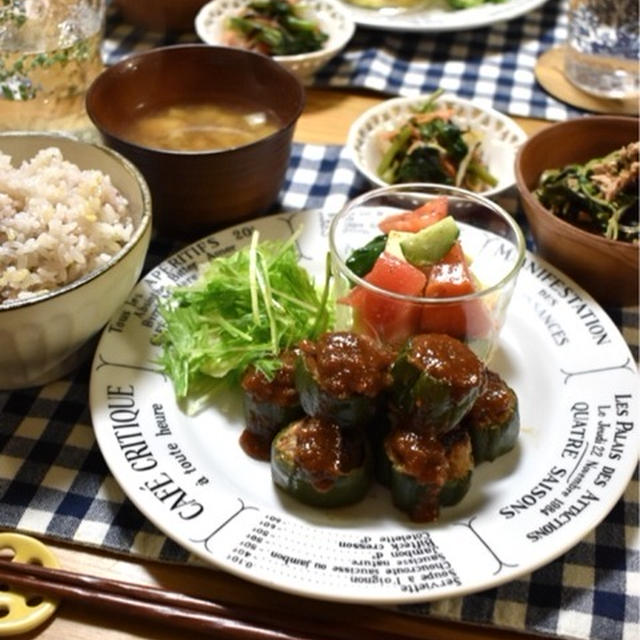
[535,46,639,116]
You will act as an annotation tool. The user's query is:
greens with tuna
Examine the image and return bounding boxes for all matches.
[534,142,639,243]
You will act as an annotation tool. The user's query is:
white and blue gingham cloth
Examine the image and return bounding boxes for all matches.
[103,0,579,121]
[0,143,638,640]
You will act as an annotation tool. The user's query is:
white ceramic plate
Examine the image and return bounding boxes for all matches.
[89,209,638,604]
[338,0,550,32]
[195,0,355,80]
[346,94,528,198]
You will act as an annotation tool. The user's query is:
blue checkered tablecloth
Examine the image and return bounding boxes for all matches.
[0,143,638,640]
[103,0,580,121]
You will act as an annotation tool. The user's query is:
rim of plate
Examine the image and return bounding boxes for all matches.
[338,0,550,32]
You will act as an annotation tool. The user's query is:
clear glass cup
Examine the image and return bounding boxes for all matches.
[564,0,639,99]
[0,0,105,134]
[329,183,526,362]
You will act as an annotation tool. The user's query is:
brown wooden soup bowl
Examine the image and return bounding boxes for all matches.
[113,0,209,32]
[86,44,305,239]
[515,116,639,307]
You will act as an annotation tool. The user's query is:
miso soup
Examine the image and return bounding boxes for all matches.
[122,99,281,151]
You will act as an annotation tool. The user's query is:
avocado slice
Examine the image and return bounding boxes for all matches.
[384,230,412,260]
[399,216,459,268]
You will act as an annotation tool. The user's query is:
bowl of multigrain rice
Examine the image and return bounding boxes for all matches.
[0,132,152,389]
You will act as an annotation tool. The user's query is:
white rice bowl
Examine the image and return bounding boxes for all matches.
[0,147,134,303]
[0,133,151,390]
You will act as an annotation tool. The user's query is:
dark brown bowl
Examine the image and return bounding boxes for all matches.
[86,45,305,239]
[112,0,208,32]
[515,116,639,307]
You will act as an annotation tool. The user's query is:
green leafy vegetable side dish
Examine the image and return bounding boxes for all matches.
[226,0,329,57]
[534,142,639,243]
[157,229,334,413]
[375,89,497,192]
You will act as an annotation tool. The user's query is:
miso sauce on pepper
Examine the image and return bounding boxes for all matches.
[240,349,303,460]
[271,416,372,507]
[391,333,487,434]
[385,429,449,523]
[296,331,395,429]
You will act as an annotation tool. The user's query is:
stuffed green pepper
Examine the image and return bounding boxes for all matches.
[463,369,520,463]
[295,331,395,429]
[271,416,373,507]
[390,333,487,434]
[240,349,303,460]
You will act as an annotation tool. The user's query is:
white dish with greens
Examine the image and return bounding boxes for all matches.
[89,209,638,604]
[195,0,355,80]
[336,0,549,32]
[346,92,527,198]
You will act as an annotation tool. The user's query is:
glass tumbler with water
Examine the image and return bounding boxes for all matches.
[0,0,105,133]
[564,0,639,99]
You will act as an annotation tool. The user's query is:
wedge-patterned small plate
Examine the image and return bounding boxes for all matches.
[346,94,528,198]
[195,0,356,81]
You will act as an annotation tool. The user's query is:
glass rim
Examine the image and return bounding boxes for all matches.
[329,182,527,305]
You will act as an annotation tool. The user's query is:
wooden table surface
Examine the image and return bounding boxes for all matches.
[19,87,551,640]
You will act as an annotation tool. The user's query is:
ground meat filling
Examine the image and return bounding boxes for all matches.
[288,417,364,491]
[465,369,516,429]
[299,331,395,398]
[407,333,486,403]
[386,428,449,522]
[387,429,449,486]
[441,428,473,480]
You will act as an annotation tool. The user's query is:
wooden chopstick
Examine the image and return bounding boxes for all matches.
[0,560,306,640]
[0,560,407,640]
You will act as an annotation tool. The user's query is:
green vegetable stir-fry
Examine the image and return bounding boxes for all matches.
[534,142,639,243]
[376,90,497,192]
[225,0,328,56]
[157,230,334,413]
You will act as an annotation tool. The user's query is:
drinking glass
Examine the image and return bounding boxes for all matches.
[564,0,639,99]
[0,0,106,133]
[329,184,526,362]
